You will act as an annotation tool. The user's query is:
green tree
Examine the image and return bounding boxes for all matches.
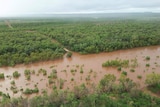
[0,73,5,79]
[145,73,160,86]
[118,74,136,92]
[73,84,88,99]
[99,74,116,93]
[13,71,21,78]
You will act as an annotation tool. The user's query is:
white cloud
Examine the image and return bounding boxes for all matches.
[0,0,160,16]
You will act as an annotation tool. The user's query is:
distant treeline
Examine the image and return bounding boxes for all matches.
[39,20,160,54]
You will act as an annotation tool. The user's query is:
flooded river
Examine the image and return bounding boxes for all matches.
[0,45,160,98]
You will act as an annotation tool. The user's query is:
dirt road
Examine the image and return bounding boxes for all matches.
[4,20,13,29]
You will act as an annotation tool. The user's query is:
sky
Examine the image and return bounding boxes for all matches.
[0,0,160,16]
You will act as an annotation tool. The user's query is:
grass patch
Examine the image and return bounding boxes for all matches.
[23,88,39,94]
[38,68,47,76]
[130,69,135,72]
[71,78,74,81]
[48,69,57,79]
[121,71,127,76]
[137,75,142,79]
[80,67,84,74]
[59,78,65,89]
[130,58,138,68]
[146,63,150,67]
[0,73,5,79]
[145,56,150,61]
[117,67,122,71]
[13,71,21,78]
[10,80,15,85]
[102,59,129,68]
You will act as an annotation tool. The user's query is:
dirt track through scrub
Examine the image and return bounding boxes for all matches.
[4,20,13,29]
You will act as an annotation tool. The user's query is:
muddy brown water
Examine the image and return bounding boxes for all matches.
[0,45,160,98]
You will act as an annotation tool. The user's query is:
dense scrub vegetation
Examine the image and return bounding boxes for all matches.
[0,17,160,66]
[0,74,160,107]
[145,73,160,94]
[0,28,65,66]
[102,59,129,67]
[39,19,160,54]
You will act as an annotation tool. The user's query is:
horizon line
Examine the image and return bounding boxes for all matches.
[0,11,160,18]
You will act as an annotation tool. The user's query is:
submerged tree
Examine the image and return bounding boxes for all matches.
[99,74,116,93]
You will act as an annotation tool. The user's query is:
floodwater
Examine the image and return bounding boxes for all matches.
[0,45,160,98]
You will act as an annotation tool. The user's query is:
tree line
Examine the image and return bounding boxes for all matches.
[38,20,160,54]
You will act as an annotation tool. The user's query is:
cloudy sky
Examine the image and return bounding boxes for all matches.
[0,0,160,16]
